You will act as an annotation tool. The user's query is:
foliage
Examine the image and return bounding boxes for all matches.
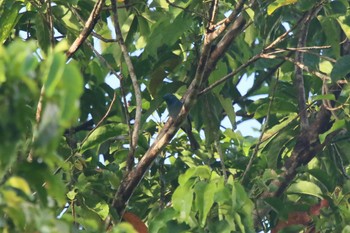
[1,0,350,232]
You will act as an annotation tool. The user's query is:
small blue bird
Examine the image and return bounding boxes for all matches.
[163,94,199,150]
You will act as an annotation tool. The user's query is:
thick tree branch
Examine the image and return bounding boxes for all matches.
[200,8,310,95]
[202,14,246,85]
[66,0,105,59]
[111,0,232,218]
[111,1,142,171]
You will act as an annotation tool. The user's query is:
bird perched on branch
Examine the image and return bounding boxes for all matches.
[163,94,199,150]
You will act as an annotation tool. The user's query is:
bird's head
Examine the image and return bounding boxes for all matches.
[163,93,179,105]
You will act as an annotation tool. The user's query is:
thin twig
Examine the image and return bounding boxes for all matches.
[85,40,132,150]
[200,7,310,95]
[272,47,337,63]
[261,54,331,81]
[28,85,45,162]
[47,0,54,47]
[241,72,279,183]
[332,143,350,179]
[86,41,122,79]
[215,140,228,182]
[91,31,117,42]
[103,3,142,10]
[111,0,142,171]
[207,0,246,41]
[80,90,117,147]
[199,54,261,95]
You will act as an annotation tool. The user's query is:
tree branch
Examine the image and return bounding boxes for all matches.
[66,0,105,59]
[241,74,279,183]
[111,0,142,172]
[200,6,312,95]
[253,82,344,225]
[207,0,246,41]
[294,5,322,131]
[110,0,231,219]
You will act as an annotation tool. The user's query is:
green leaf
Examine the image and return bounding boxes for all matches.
[0,1,22,43]
[60,61,84,126]
[0,58,6,84]
[287,180,322,198]
[35,14,51,54]
[194,181,216,227]
[194,165,211,180]
[343,225,350,233]
[254,97,297,119]
[7,176,31,196]
[178,167,196,186]
[319,60,334,75]
[92,201,109,220]
[318,17,340,58]
[149,208,177,233]
[44,53,66,97]
[67,189,78,200]
[233,213,245,233]
[331,55,350,81]
[311,94,335,102]
[217,94,236,129]
[319,119,345,144]
[337,15,350,39]
[112,222,138,233]
[34,103,60,148]
[264,197,286,213]
[200,93,221,144]
[267,0,297,15]
[172,181,194,222]
[308,168,335,192]
[80,123,128,152]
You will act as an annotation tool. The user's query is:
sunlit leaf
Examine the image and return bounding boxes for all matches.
[319,119,345,144]
[0,1,22,43]
[194,181,216,227]
[267,0,297,15]
[217,94,236,129]
[7,176,31,196]
[287,180,322,198]
[172,181,194,221]
[35,13,50,54]
[80,123,128,152]
[337,15,350,39]
[43,53,66,97]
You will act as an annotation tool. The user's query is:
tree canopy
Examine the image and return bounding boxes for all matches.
[1,0,350,232]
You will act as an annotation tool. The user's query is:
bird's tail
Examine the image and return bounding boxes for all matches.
[186,130,200,150]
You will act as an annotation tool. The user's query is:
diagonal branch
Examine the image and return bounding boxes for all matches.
[253,83,344,225]
[66,0,105,59]
[110,0,246,222]
[111,0,142,172]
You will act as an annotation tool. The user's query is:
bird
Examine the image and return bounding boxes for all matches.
[163,94,199,150]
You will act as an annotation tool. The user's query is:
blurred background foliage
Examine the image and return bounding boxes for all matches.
[1,0,350,232]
